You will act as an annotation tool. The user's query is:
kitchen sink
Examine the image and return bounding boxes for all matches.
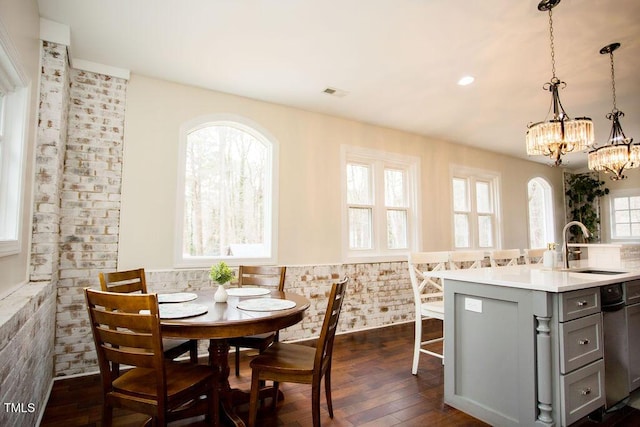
[564,268,628,275]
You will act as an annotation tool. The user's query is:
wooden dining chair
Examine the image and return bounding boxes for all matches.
[408,252,449,374]
[247,277,349,427]
[84,288,216,426]
[489,249,522,267]
[99,268,199,364]
[227,265,287,376]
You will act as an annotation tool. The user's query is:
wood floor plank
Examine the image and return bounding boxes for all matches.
[40,321,640,426]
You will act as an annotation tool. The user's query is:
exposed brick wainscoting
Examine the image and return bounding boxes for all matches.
[144,263,414,359]
[0,284,56,426]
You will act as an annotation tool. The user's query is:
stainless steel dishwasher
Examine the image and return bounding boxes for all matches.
[600,282,628,410]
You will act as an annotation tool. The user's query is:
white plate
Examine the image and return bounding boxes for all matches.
[226,287,271,297]
[141,303,208,319]
[158,293,198,303]
[236,298,296,312]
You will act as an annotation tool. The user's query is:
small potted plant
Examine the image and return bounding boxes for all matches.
[210,261,234,302]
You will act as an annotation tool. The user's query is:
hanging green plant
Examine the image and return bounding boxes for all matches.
[564,173,609,243]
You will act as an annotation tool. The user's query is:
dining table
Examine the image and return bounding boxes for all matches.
[158,288,310,427]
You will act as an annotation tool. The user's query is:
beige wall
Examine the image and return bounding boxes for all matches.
[0,0,40,295]
[120,74,566,269]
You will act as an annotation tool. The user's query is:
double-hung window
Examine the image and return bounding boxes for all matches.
[0,27,29,257]
[342,146,420,260]
[176,116,278,266]
[451,167,500,249]
[609,190,640,240]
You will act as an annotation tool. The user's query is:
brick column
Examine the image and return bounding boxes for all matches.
[30,41,70,283]
[55,69,127,375]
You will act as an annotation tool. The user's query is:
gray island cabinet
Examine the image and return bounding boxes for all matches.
[431,265,640,427]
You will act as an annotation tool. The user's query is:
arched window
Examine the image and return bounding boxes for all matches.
[527,177,554,249]
[176,116,277,266]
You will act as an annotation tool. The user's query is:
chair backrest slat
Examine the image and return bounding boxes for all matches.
[99,268,148,293]
[449,250,486,269]
[238,265,286,291]
[489,249,522,267]
[524,248,545,264]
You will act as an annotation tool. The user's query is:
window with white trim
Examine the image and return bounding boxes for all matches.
[527,177,555,248]
[342,146,420,260]
[609,190,640,240]
[451,167,500,249]
[176,117,277,266]
[0,28,29,257]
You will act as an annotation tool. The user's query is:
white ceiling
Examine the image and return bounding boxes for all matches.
[37,0,640,169]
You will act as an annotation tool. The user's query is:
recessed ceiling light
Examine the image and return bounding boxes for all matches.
[323,87,349,97]
[457,76,475,86]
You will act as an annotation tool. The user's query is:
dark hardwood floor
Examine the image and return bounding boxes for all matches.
[41,321,640,426]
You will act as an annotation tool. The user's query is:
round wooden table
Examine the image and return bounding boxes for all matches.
[160,289,310,426]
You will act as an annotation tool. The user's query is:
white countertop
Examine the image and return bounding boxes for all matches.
[430,264,640,293]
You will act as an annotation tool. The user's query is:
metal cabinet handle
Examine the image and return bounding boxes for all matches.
[577,300,588,307]
[581,388,591,396]
[579,339,590,345]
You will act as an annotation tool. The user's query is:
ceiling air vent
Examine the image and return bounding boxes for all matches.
[323,87,348,97]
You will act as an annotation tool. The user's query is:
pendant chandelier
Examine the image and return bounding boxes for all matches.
[526,0,594,166]
[588,42,639,180]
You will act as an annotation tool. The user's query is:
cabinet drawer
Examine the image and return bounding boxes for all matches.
[626,279,640,305]
[559,313,603,374]
[560,288,600,322]
[561,359,605,426]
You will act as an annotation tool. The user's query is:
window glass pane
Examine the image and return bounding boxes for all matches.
[453,178,468,211]
[616,223,631,237]
[630,196,640,209]
[478,215,493,247]
[349,207,372,249]
[384,168,405,207]
[387,209,407,249]
[183,125,268,257]
[631,209,640,222]
[632,223,640,237]
[347,163,371,205]
[476,181,491,213]
[615,210,630,224]
[454,213,469,247]
[614,197,629,210]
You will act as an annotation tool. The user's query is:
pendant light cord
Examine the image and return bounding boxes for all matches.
[609,50,617,113]
[548,8,557,80]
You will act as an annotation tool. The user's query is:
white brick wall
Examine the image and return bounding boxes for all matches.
[30,41,70,283]
[0,284,56,426]
[54,68,127,376]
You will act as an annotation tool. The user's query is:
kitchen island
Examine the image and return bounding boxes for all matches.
[430,265,640,427]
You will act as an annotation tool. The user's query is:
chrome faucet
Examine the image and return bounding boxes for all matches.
[562,221,591,269]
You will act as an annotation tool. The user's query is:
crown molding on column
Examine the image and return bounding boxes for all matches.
[39,18,130,80]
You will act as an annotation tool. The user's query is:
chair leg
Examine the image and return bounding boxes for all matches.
[324,369,334,418]
[271,381,279,410]
[190,340,199,363]
[235,346,240,376]
[248,371,261,427]
[311,377,321,427]
[102,402,113,427]
[412,315,422,375]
